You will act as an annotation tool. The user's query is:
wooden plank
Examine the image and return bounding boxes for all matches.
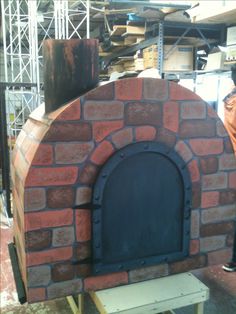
[126,25,145,35]
[110,25,127,37]
[90,273,209,314]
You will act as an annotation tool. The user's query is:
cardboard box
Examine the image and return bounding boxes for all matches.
[163,45,193,72]
[227,26,236,46]
[205,52,226,70]
[226,45,236,61]
[142,45,193,71]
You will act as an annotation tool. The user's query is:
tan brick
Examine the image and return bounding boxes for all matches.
[202,173,227,191]
[175,141,193,163]
[55,142,94,164]
[201,204,236,224]
[84,101,124,120]
[219,154,236,170]
[27,265,51,287]
[52,226,75,247]
[129,264,168,283]
[200,235,226,252]
[191,210,200,239]
[112,128,133,149]
[24,188,46,212]
[47,279,82,299]
[181,101,206,119]
[84,272,128,291]
[75,187,92,206]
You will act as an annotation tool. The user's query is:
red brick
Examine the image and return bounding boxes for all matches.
[56,99,81,121]
[125,102,162,126]
[187,159,200,182]
[202,173,227,191]
[55,142,94,164]
[199,157,218,174]
[224,137,234,153]
[115,78,143,100]
[24,188,46,211]
[112,128,133,149]
[74,242,91,261]
[230,171,236,189]
[84,101,124,120]
[75,210,91,242]
[52,262,75,282]
[85,82,114,100]
[25,230,52,251]
[181,101,206,119]
[219,154,236,170]
[163,101,179,133]
[28,287,46,303]
[76,264,92,277]
[90,141,114,165]
[175,141,193,162]
[27,247,73,266]
[78,163,98,185]
[31,144,53,165]
[219,190,236,205]
[84,272,128,291]
[156,128,176,148]
[192,183,201,209]
[93,121,123,142]
[169,255,207,274]
[47,187,74,208]
[200,222,235,237]
[189,139,223,156]
[201,191,219,208]
[207,248,232,266]
[229,172,236,188]
[170,82,202,101]
[25,166,78,187]
[25,208,73,231]
[24,140,39,165]
[190,239,199,255]
[135,126,156,141]
[207,106,218,118]
[44,122,92,142]
[179,120,215,138]
[216,121,228,137]
[143,78,168,101]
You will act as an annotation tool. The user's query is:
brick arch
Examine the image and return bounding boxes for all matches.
[11,78,236,303]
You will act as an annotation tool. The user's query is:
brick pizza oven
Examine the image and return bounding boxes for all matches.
[11,78,236,303]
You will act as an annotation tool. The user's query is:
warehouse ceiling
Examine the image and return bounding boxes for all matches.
[0,0,194,45]
[1,0,235,52]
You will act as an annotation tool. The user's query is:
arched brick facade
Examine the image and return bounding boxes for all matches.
[11,78,236,303]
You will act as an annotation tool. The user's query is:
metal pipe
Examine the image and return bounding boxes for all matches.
[108,0,192,10]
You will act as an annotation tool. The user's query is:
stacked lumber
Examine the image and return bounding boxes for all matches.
[143,45,158,69]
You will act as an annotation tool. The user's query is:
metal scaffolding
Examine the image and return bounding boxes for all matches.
[1,0,90,150]
[0,0,90,219]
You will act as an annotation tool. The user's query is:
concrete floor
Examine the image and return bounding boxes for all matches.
[1,209,236,314]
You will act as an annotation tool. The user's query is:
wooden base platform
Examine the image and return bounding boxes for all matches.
[67,272,209,314]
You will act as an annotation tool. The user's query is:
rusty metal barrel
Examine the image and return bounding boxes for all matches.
[43,39,99,113]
